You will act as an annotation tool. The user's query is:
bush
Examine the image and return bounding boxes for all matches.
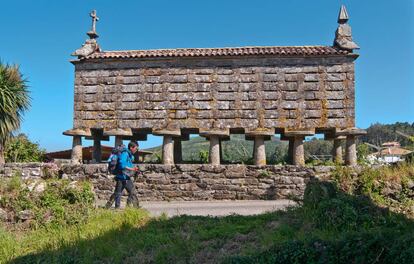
[199,150,209,164]
[0,178,95,228]
[4,134,45,163]
[303,181,337,209]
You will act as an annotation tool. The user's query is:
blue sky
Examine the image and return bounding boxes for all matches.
[0,0,413,151]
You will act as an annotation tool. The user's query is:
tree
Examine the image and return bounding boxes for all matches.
[4,133,45,162]
[304,137,333,161]
[0,62,31,164]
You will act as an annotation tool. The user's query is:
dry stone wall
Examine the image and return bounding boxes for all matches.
[73,56,355,132]
[0,163,336,201]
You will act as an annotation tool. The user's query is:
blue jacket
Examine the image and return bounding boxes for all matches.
[116,147,135,180]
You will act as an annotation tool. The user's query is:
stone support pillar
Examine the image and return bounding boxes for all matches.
[71,136,83,165]
[92,137,102,163]
[162,135,174,165]
[63,128,91,165]
[288,138,294,164]
[332,138,344,164]
[219,139,223,164]
[209,135,220,165]
[114,136,123,148]
[253,136,266,166]
[173,138,182,164]
[292,136,305,166]
[345,135,357,166]
[284,130,314,166]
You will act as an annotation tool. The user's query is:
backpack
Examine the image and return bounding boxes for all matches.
[107,145,126,175]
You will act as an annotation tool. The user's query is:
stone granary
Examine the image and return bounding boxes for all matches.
[64,6,365,166]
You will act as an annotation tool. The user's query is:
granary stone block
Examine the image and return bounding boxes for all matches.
[302,82,320,91]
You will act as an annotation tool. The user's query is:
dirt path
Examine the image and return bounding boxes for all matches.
[97,199,296,217]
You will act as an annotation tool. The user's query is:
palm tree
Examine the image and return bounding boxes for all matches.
[0,62,31,164]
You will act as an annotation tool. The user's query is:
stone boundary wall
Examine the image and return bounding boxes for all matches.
[0,163,337,201]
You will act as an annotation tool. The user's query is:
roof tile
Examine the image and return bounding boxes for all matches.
[82,46,351,60]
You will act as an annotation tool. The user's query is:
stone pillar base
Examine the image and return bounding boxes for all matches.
[345,135,357,166]
[162,135,174,165]
[173,138,182,164]
[253,136,266,166]
[71,136,83,165]
[92,138,102,163]
[332,138,344,164]
[115,136,123,148]
[288,138,294,164]
[292,136,305,166]
[209,135,220,165]
[334,128,366,166]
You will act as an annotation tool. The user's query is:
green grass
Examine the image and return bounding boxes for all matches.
[1,164,414,263]
[2,184,414,263]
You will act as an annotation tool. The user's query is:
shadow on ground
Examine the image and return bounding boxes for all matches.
[10,179,414,264]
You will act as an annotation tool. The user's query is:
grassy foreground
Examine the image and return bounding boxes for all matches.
[1,163,414,263]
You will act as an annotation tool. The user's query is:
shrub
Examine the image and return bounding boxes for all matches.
[0,178,95,228]
[4,134,45,163]
[303,181,337,209]
[199,150,209,164]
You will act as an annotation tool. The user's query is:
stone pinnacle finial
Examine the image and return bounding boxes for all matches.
[87,10,99,39]
[71,10,101,58]
[334,5,359,51]
[338,5,349,24]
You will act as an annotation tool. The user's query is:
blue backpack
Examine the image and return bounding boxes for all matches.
[107,145,126,175]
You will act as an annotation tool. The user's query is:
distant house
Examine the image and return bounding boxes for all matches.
[369,142,413,163]
[46,146,153,164]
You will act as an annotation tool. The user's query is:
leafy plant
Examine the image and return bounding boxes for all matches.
[258,169,271,178]
[4,133,45,163]
[0,62,31,164]
[198,150,209,164]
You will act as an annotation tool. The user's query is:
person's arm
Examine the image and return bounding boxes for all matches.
[119,152,138,172]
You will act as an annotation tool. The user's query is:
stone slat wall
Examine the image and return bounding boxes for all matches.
[0,163,335,201]
[74,56,355,131]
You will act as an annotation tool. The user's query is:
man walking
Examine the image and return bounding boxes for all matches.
[106,141,140,209]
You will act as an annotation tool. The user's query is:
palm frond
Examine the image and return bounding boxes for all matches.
[0,61,31,145]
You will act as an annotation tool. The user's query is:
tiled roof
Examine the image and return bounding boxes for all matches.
[83,46,351,60]
[373,147,413,156]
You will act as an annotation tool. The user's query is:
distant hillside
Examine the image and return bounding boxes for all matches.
[359,122,414,147]
[145,135,288,164]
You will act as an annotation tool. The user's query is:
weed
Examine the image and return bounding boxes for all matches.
[258,170,271,178]
[199,150,209,164]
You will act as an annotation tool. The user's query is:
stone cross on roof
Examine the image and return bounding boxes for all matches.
[72,10,101,58]
[87,10,99,39]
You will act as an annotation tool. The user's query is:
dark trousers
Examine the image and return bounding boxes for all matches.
[106,179,139,208]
